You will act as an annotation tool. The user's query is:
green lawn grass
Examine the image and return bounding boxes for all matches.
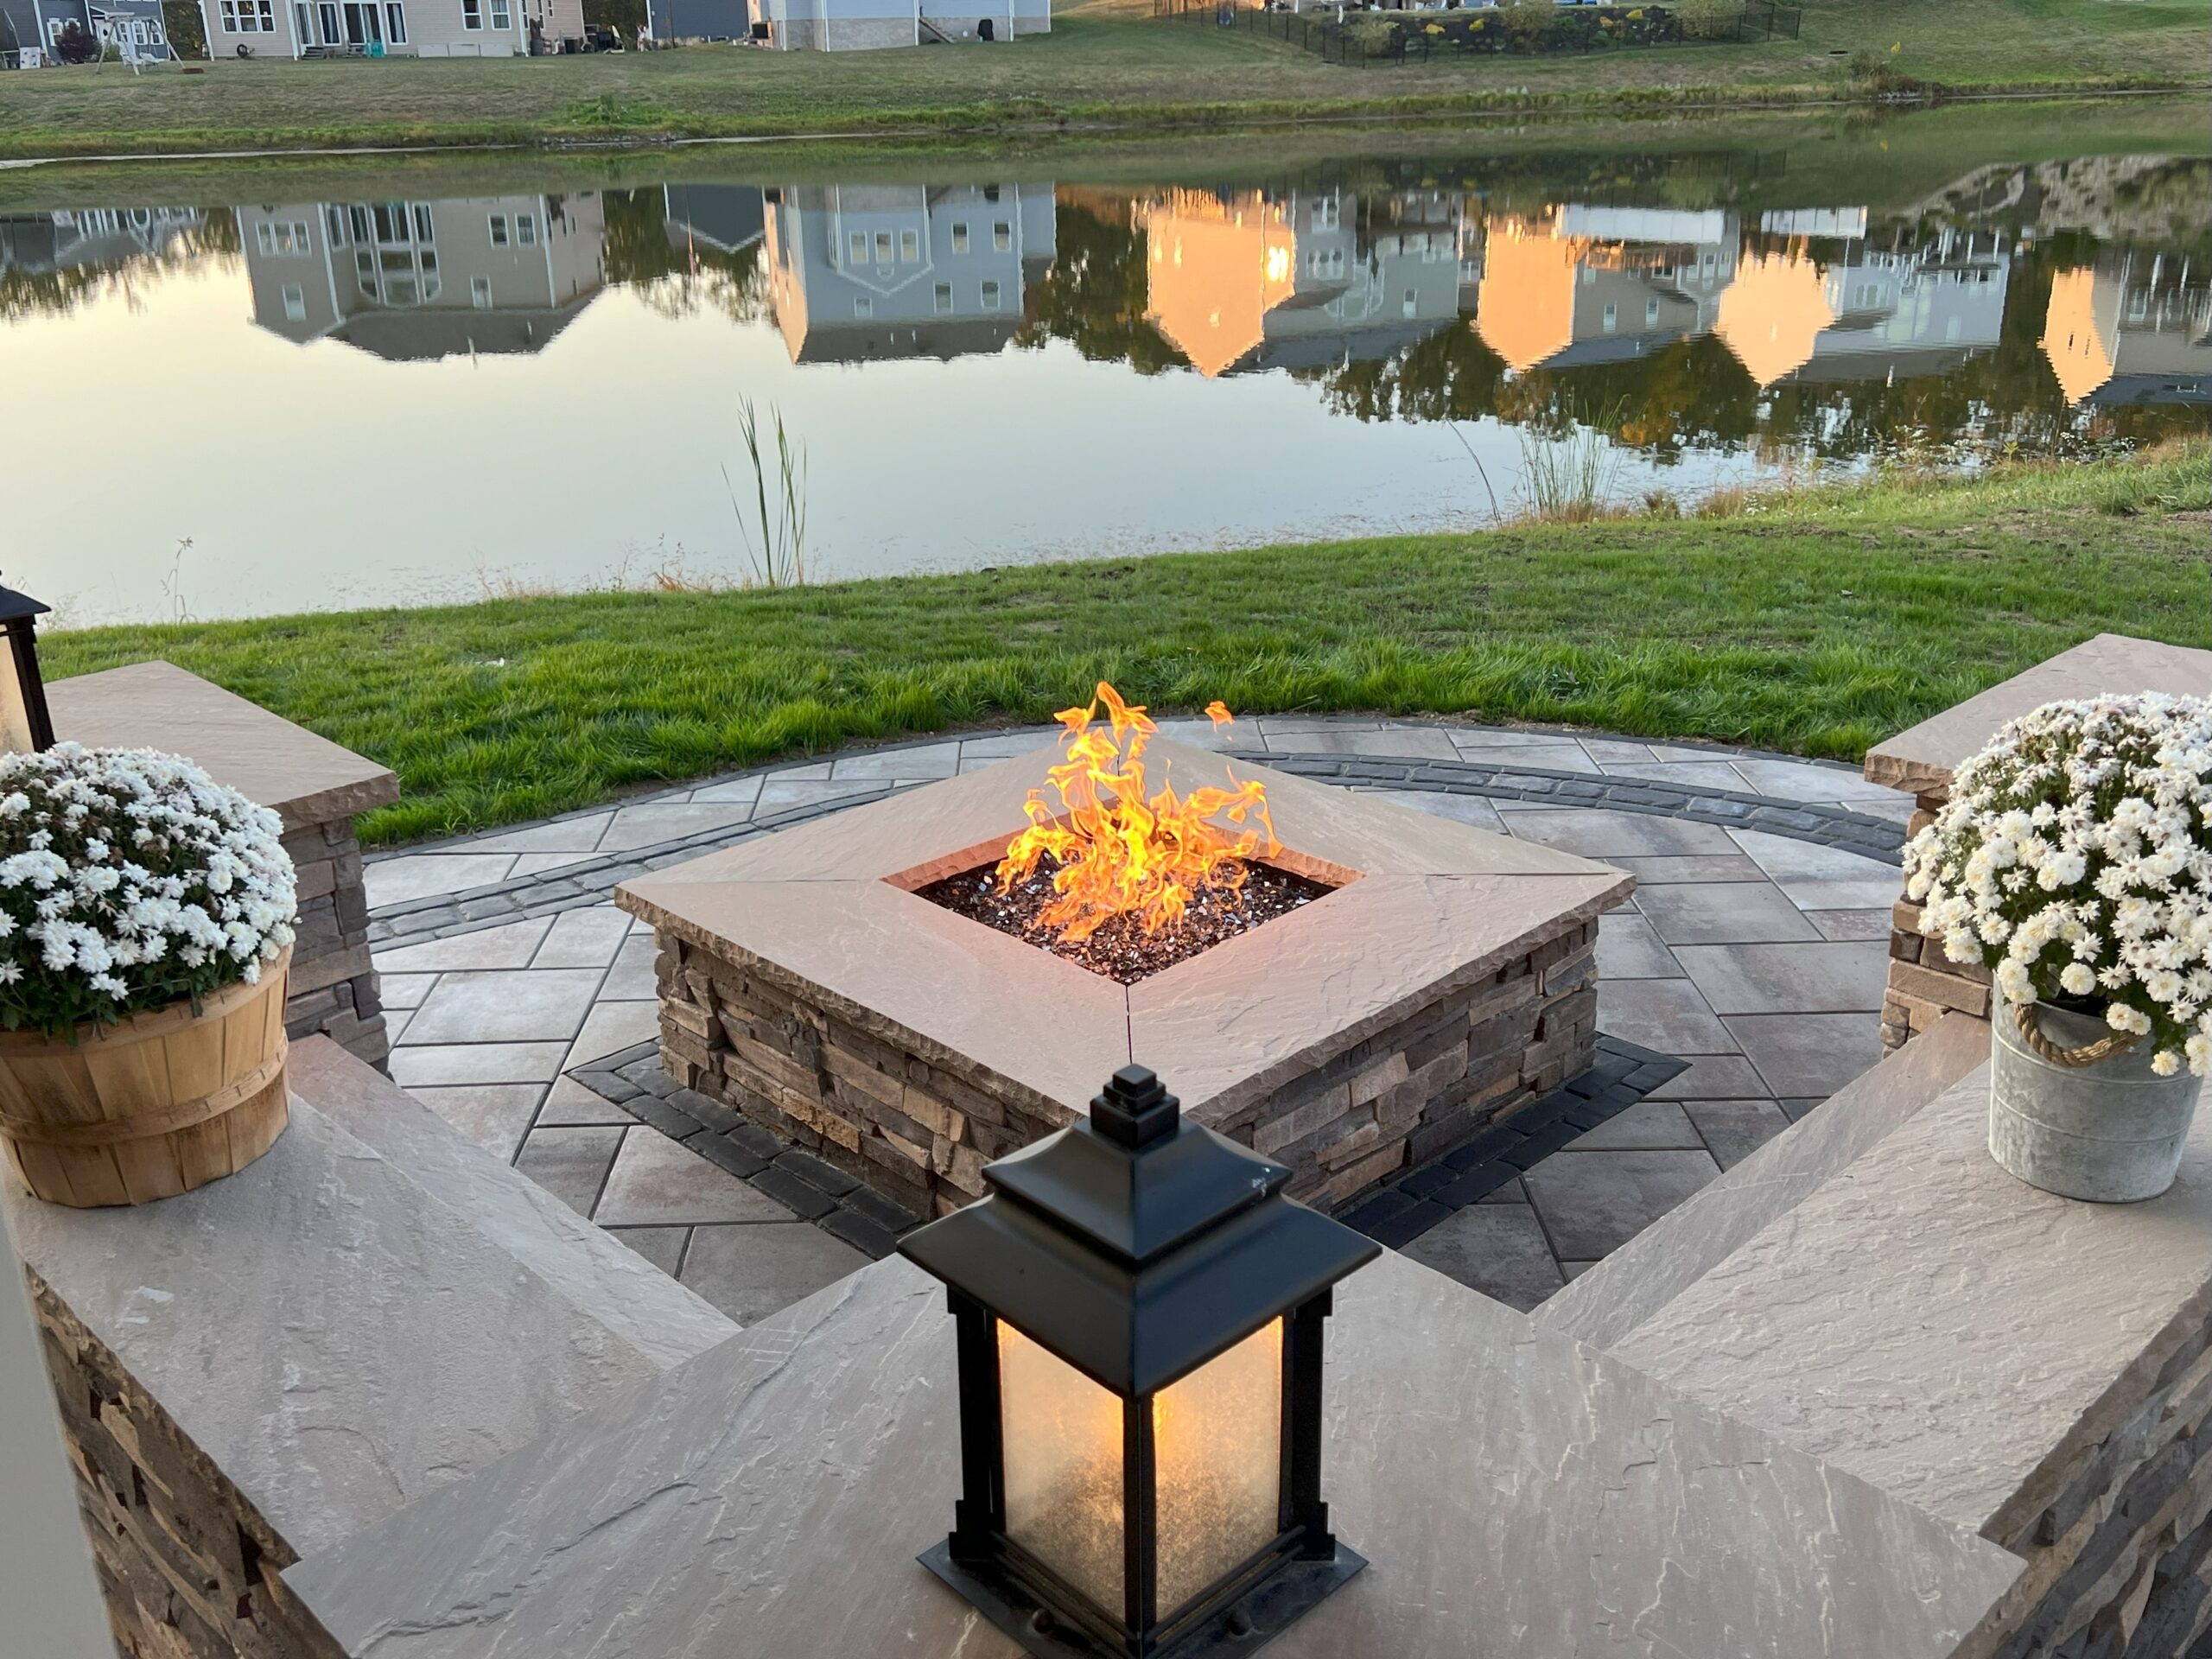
[2,0,2206,157]
[40,446,2212,847]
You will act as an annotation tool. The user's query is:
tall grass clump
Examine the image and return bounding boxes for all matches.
[725,398,810,589]
[1517,404,1625,523]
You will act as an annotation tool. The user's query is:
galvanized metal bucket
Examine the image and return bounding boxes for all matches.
[1990,1002,2203,1204]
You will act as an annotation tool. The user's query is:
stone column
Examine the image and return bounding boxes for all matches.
[1864,633,2212,1054]
[45,661,401,1071]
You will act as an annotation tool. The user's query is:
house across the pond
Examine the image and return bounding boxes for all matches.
[197,0,579,58]
[1,0,171,61]
[723,0,1049,51]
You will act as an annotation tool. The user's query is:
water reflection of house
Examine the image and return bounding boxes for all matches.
[0,207,201,275]
[1138,188,1468,377]
[1720,230,2012,388]
[1471,207,1738,373]
[760,182,1054,364]
[2041,252,2212,407]
[663,184,766,260]
[238,194,606,361]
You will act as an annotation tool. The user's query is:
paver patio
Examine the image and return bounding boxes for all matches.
[365,717,1910,1319]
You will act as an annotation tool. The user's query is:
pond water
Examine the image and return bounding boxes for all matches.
[2,111,2206,626]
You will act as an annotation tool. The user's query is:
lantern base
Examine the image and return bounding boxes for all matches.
[918,1539,1368,1659]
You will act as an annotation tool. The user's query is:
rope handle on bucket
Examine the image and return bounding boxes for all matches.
[2014,1003,2139,1070]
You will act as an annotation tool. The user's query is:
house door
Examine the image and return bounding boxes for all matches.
[341,1,379,40]
[318,0,339,37]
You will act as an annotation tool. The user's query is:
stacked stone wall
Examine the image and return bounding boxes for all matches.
[24,1272,342,1659]
[1980,1311,2212,1658]
[1879,784,1997,1055]
[653,918,1597,1218]
[281,819,388,1072]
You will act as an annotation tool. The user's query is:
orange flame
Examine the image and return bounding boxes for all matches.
[997,683,1278,943]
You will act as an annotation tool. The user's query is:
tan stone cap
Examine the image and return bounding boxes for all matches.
[1865,632,2212,797]
[45,659,398,832]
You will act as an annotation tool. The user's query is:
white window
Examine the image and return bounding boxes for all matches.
[1645,298,1660,326]
[219,0,274,29]
[899,228,919,262]
[488,214,509,246]
[849,231,867,263]
[385,2,404,39]
[281,283,306,321]
[853,296,872,318]
[516,214,536,246]
[873,231,893,264]
[950,222,969,254]
[933,283,951,314]
[461,0,480,26]
[324,206,347,247]
[1311,198,1338,232]
[1401,287,1416,319]
[980,280,1001,312]
[256,219,312,255]
[413,203,434,241]
[992,221,1011,251]
[1601,303,1617,334]
[471,276,492,308]
[46,16,61,38]
[488,0,508,25]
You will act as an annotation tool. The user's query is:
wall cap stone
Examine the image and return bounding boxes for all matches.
[47,660,398,833]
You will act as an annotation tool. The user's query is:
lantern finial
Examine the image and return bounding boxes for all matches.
[1090,1064,1178,1148]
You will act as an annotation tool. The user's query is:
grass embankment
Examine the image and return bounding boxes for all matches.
[41,448,2212,848]
[1,0,2206,159]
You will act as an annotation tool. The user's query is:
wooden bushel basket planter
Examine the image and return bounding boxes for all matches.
[0,949,291,1208]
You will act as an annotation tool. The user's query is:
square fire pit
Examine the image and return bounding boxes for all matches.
[618,741,1631,1220]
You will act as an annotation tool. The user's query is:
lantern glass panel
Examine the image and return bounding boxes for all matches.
[998,1321,1125,1616]
[1154,1317,1284,1618]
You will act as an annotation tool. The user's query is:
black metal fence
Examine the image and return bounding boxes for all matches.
[1152,0,1801,64]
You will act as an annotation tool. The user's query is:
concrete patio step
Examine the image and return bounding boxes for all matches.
[289,1038,739,1370]
[1535,1013,1989,1351]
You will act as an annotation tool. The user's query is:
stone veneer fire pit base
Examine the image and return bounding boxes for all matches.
[621,741,1630,1220]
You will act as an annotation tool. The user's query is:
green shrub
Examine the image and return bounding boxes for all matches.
[1494,0,1554,50]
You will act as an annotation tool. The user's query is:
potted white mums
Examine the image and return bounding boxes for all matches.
[1906,694,2211,1203]
[0,744,298,1208]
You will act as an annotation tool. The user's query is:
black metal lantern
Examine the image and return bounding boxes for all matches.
[0,587,54,754]
[898,1064,1380,1659]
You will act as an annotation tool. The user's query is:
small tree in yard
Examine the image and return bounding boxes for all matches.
[1496,0,1554,51]
[1673,0,1737,40]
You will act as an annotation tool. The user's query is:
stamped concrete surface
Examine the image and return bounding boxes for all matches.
[366,719,1912,1322]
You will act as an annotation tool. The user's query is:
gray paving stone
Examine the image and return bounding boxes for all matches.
[373,917,553,973]
[401,968,606,1046]
[600,933,659,1001]
[568,999,662,1069]
[1731,756,1908,804]
[690,775,766,804]
[506,852,607,879]
[1446,727,1578,750]
[513,1126,625,1217]
[1478,742,1605,774]
[830,744,962,779]
[604,1226,690,1276]
[1685,1100,1795,1169]
[1399,1204,1567,1312]
[1805,907,1894,942]
[379,972,438,1010]
[1598,978,1739,1057]
[1643,1054,1776,1102]
[1606,854,1770,884]
[463,814,614,856]
[595,1129,797,1226]
[756,779,881,812]
[677,1220,869,1324]
[537,1075,636,1127]
[390,1041,572,1088]
[1576,738,1656,766]
[1267,727,1463,760]
[1498,806,1737,858]
[1568,1100,1705,1152]
[1676,941,1889,1016]
[365,853,518,910]
[1727,828,1902,910]
[1363,789,1507,833]
[597,804,757,855]
[1598,760,1749,792]
[1522,1148,1722,1262]
[405,1084,544,1163]
[957,730,1059,760]
[1636,881,1823,946]
[1726,1012,1885,1101]
[531,905,633,968]
[1594,912,1682,981]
